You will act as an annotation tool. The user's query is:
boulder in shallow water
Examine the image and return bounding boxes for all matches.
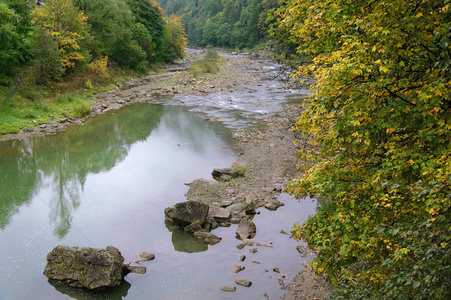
[236,217,257,240]
[43,245,127,290]
[164,201,210,228]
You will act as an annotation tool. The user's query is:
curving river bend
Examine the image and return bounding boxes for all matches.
[0,52,316,300]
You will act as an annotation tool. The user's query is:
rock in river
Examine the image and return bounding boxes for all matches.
[43,245,129,290]
[164,201,209,228]
[236,217,256,240]
[212,167,244,182]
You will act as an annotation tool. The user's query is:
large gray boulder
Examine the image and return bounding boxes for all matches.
[43,245,128,290]
[164,201,210,228]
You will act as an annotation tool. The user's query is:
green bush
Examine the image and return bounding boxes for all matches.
[189,48,224,77]
[72,101,92,118]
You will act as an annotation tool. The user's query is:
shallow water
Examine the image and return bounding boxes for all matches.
[0,56,315,300]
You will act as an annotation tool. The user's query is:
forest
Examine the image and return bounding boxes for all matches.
[0,0,186,135]
[156,0,278,49]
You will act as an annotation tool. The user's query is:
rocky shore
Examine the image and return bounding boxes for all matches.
[2,49,331,298]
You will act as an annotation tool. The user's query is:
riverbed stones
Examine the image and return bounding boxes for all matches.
[236,217,256,240]
[212,167,244,182]
[184,222,204,233]
[235,278,252,287]
[193,231,222,245]
[212,207,232,223]
[164,201,209,228]
[43,245,127,290]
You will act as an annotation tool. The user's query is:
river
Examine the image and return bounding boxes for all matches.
[0,53,315,300]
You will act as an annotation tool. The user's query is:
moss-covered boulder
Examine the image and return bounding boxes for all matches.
[43,245,128,290]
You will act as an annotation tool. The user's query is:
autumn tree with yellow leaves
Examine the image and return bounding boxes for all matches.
[33,0,91,70]
[272,0,451,298]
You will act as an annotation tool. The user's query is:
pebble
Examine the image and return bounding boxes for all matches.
[249,247,257,253]
[231,265,245,273]
[220,286,236,292]
[236,243,245,250]
[239,255,246,261]
[235,278,252,287]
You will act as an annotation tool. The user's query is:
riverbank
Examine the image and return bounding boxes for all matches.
[0,49,331,298]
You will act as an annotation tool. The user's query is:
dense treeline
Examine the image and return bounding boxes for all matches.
[0,0,186,135]
[0,0,186,86]
[155,0,278,49]
[272,0,451,298]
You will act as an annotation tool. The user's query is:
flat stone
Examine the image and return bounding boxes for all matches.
[213,208,231,222]
[138,252,155,261]
[126,265,147,274]
[220,286,236,292]
[235,278,252,287]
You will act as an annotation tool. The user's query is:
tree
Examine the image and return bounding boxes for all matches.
[74,0,146,68]
[0,0,33,81]
[275,0,451,298]
[32,0,91,71]
[165,13,187,59]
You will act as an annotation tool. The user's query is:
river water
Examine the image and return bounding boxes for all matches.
[0,54,315,300]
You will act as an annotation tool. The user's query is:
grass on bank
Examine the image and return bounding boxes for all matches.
[189,48,225,77]
[0,62,158,137]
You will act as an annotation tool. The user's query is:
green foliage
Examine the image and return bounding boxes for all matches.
[0,0,33,81]
[74,0,146,69]
[235,166,247,173]
[156,0,272,49]
[71,100,92,118]
[189,48,224,77]
[32,0,92,71]
[276,0,451,298]
[31,29,65,86]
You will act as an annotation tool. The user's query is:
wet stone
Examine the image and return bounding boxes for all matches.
[235,278,252,287]
[231,265,245,273]
[220,286,236,292]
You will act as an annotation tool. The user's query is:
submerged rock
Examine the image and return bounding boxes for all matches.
[43,245,128,290]
[193,231,222,245]
[164,201,210,228]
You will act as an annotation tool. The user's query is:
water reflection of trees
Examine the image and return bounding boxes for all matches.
[0,103,164,237]
[161,107,236,153]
